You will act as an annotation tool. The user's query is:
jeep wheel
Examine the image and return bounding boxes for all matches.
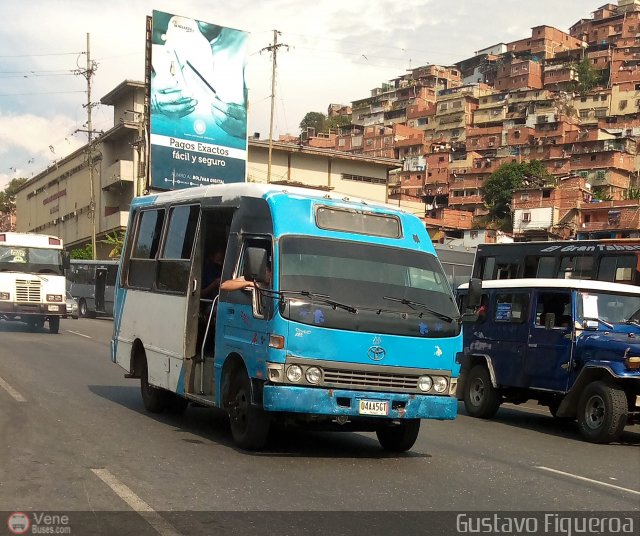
[376,419,421,452]
[463,364,501,419]
[577,381,627,444]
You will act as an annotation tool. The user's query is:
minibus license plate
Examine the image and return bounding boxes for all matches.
[358,400,388,416]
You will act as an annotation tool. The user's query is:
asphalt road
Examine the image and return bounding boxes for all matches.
[0,317,638,535]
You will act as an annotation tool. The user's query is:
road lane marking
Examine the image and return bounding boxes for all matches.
[536,466,640,496]
[66,330,92,339]
[90,469,182,536]
[0,375,26,402]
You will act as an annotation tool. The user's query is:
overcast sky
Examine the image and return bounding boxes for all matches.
[0,0,596,189]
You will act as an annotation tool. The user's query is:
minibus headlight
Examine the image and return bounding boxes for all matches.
[286,365,303,383]
[433,376,448,393]
[305,366,322,385]
[0,292,9,300]
[417,376,433,392]
[46,294,63,303]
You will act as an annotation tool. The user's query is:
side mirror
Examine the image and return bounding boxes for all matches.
[461,312,479,323]
[243,247,268,283]
[466,278,482,309]
[544,312,556,330]
[62,251,71,270]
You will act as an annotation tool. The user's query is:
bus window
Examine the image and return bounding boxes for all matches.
[128,209,165,289]
[478,257,495,279]
[559,256,593,279]
[157,205,200,293]
[598,254,636,283]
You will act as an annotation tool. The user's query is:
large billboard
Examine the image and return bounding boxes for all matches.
[149,10,248,190]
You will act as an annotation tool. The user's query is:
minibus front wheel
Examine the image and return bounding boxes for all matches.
[376,419,421,452]
[227,371,270,450]
[140,356,168,413]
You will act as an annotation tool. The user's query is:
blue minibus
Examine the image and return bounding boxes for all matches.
[111,183,462,451]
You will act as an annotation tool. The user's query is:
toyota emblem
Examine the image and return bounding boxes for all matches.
[367,346,386,361]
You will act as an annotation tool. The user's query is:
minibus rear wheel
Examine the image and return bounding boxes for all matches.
[228,371,270,450]
[141,358,168,413]
[376,419,420,452]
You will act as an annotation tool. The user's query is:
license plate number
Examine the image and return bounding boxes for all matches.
[48,305,59,311]
[358,399,388,416]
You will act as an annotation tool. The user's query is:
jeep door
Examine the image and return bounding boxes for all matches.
[525,290,573,391]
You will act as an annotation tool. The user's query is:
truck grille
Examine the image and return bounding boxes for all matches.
[15,279,42,303]
[323,367,420,393]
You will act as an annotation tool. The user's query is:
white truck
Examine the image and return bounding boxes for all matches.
[0,232,70,333]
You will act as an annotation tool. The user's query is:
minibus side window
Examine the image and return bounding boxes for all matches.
[157,205,200,294]
[127,209,165,290]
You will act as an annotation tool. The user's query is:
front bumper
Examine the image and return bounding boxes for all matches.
[0,302,67,316]
[263,384,457,420]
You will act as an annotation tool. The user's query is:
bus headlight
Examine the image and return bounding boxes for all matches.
[417,376,433,392]
[433,376,448,393]
[305,366,322,385]
[46,294,63,303]
[286,365,303,383]
[0,292,9,300]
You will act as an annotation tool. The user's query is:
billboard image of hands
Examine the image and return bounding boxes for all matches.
[150,10,248,190]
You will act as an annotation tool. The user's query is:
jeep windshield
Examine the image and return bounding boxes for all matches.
[0,245,64,275]
[577,290,640,327]
[279,236,460,338]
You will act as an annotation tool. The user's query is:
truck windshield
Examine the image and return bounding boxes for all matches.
[577,290,640,326]
[0,246,64,275]
[279,236,460,338]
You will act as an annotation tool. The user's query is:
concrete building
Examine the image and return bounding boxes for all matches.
[16,80,401,257]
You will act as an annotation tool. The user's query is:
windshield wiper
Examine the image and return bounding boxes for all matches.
[383,296,458,323]
[277,289,358,314]
[624,319,640,327]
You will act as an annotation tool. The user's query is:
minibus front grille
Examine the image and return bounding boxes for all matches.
[322,368,420,393]
[15,279,42,303]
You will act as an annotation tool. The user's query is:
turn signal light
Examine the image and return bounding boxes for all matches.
[624,356,640,370]
[0,292,9,300]
[269,334,285,349]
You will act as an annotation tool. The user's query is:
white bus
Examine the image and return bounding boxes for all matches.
[0,232,70,333]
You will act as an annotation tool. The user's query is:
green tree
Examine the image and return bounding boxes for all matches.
[299,111,327,135]
[70,244,93,260]
[624,187,640,200]
[0,177,27,213]
[101,230,125,258]
[575,58,602,95]
[326,114,351,131]
[483,160,551,221]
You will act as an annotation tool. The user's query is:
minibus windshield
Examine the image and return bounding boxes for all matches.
[279,236,460,337]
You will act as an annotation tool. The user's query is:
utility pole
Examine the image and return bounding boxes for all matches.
[261,30,288,183]
[75,33,98,259]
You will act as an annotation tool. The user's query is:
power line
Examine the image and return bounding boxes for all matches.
[0,90,85,97]
[0,51,82,58]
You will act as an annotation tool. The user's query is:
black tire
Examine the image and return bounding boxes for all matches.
[167,393,189,414]
[26,318,38,332]
[463,364,501,419]
[49,316,60,334]
[227,371,270,450]
[376,419,421,452]
[78,299,88,318]
[577,381,628,444]
[140,358,168,413]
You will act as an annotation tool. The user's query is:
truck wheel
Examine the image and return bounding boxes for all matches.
[227,371,270,450]
[49,316,60,334]
[463,364,501,419]
[376,419,421,452]
[167,393,189,414]
[577,381,627,444]
[78,299,88,318]
[140,358,168,413]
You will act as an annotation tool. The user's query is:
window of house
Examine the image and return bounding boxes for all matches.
[580,110,589,119]
[596,169,606,180]
[522,212,531,222]
[619,99,628,110]
[542,190,551,198]
[520,192,530,201]
[590,154,597,161]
